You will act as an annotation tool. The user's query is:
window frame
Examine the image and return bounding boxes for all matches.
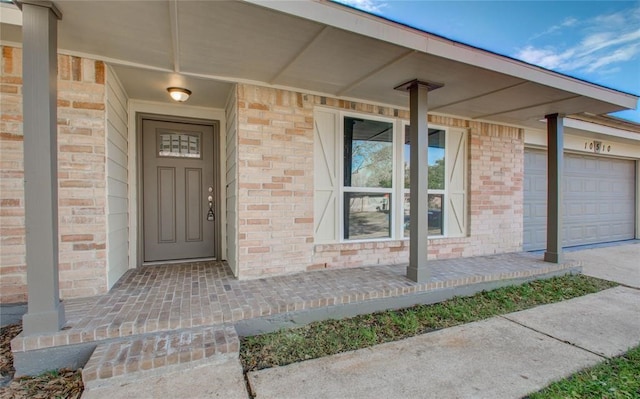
[336,112,452,243]
[399,120,447,239]
[339,112,398,243]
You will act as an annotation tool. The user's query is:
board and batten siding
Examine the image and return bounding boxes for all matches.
[313,108,340,244]
[105,66,130,288]
[225,85,239,276]
[446,128,468,238]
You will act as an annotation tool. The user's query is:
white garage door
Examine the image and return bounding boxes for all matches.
[524,149,636,251]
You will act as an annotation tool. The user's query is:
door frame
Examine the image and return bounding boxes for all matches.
[136,112,222,265]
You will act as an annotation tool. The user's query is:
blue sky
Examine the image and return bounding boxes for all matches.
[335,0,640,123]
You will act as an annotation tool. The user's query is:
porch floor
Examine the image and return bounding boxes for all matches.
[12,251,580,355]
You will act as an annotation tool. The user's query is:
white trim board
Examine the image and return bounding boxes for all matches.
[524,130,640,160]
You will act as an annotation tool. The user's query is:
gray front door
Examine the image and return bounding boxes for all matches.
[143,118,216,262]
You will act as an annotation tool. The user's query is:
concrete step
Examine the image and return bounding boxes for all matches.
[81,324,239,389]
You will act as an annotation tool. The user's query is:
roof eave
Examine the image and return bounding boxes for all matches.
[246,0,638,111]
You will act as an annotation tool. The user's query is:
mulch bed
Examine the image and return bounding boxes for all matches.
[0,323,83,399]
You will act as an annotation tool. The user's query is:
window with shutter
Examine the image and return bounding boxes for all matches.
[313,107,468,244]
[446,128,468,237]
[313,109,340,243]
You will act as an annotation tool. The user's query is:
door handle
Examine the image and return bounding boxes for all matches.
[207,186,215,221]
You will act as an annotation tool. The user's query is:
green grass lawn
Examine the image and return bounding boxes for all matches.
[526,344,640,399]
[240,274,617,372]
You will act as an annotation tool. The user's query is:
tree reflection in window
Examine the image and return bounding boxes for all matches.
[343,117,394,240]
[344,117,393,188]
[403,127,446,237]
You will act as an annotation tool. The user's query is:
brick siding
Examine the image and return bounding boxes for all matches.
[237,84,524,277]
[0,46,107,302]
[235,85,316,278]
[0,55,525,298]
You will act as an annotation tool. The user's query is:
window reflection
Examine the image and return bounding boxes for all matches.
[344,117,394,188]
[403,193,444,237]
[404,127,445,190]
[344,193,392,240]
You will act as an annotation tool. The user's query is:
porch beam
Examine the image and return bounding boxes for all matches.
[544,113,564,264]
[397,80,441,283]
[20,0,65,335]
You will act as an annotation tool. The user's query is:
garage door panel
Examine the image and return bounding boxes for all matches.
[565,226,580,241]
[566,156,581,170]
[531,228,546,246]
[584,226,597,241]
[524,149,636,251]
[598,202,611,215]
[583,203,598,217]
[612,222,634,236]
[584,180,597,192]
[599,180,614,192]
[598,225,612,237]
[567,179,582,192]
[612,181,631,195]
[532,204,546,219]
[584,159,597,171]
[533,178,546,191]
[565,202,584,217]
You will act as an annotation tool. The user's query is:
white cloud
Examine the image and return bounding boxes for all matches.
[517,47,569,69]
[530,17,578,40]
[586,44,640,72]
[515,8,640,76]
[334,0,387,13]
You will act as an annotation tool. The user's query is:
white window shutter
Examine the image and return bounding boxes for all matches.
[446,129,468,237]
[313,108,340,243]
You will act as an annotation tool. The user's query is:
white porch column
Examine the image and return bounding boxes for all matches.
[544,113,564,264]
[20,0,65,334]
[396,80,442,283]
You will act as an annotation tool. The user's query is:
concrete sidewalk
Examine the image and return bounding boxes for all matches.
[247,286,640,399]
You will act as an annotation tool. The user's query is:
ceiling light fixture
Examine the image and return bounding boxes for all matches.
[167,87,191,102]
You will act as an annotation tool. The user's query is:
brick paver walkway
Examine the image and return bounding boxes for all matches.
[12,252,578,354]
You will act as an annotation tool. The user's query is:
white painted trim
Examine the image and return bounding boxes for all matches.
[127,99,226,269]
[524,129,640,160]
[168,0,180,73]
[396,119,408,239]
[0,4,22,25]
[0,40,21,48]
[564,118,640,142]
[322,107,458,243]
[338,110,396,242]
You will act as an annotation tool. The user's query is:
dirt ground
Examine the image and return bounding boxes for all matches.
[0,323,83,399]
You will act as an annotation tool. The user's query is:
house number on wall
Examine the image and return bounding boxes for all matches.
[584,140,611,154]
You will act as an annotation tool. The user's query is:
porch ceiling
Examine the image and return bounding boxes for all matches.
[2,0,637,126]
